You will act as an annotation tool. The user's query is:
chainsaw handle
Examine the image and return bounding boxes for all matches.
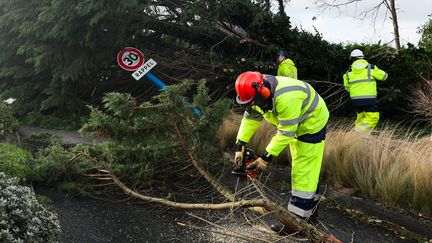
[231,147,260,179]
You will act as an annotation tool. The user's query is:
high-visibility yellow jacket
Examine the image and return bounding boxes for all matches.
[343,59,388,100]
[277,59,298,79]
[236,75,329,156]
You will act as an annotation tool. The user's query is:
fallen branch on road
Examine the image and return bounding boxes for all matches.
[59,130,341,242]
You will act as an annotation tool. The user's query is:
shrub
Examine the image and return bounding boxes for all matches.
[0,103,18,140]
[0,143,31,180]
[31,144,85,186]
[0,172,61,242]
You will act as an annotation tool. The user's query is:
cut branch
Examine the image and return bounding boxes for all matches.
[61,152,267,210]
[114,174,267,210]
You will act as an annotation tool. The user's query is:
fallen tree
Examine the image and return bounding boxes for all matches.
[61,148,340,242]
[46,81,341,242]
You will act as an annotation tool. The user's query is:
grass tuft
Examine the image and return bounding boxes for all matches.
[219,113,432,217]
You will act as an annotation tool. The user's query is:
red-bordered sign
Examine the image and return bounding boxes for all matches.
[117,47,145,71]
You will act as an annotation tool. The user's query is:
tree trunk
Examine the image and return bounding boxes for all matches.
[387,0,401,52]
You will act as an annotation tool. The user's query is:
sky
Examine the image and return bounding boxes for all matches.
[282,0,432,46]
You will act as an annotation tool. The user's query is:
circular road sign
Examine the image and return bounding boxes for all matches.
[117,47,145,71]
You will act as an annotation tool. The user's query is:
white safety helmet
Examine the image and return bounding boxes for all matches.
[350,49,364,59]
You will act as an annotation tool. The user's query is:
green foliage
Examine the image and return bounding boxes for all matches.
[32,81,230,193]
[0,0,428,127]
[21,133,61,155]
[24,111,83,130]
[31,144,84,185]
[80,80,230,185]
[35,194,55,212]
[0,0,342,127]
[24,133,60,145]
[31,143,95,196]
[380,46,431,119]
[0,172,61,242]
[419,16,432,52]
[0,0,138,127]
[0,102,18,139]
[0,143,31,180]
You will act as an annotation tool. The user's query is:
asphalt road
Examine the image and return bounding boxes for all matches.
[35,179,414,243]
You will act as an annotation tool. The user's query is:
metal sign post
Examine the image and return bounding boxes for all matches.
[117,47,201,117]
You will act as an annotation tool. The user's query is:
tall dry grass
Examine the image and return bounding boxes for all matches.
[410,79,432,120]
[218,112,290,164]
[325,125,432,216]
[219,113,432,217]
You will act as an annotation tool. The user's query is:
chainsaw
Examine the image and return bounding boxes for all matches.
[231,148,258,179]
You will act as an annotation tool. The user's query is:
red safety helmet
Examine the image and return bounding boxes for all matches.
[235,71,270,105]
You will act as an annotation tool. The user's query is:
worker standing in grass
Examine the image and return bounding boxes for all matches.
[343,49,388,135]
[276,50,298,79]
[233,71,329,231]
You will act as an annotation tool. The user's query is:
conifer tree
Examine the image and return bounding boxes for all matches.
[0,0,346,127]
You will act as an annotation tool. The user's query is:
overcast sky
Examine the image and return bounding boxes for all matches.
[282,0,432,46]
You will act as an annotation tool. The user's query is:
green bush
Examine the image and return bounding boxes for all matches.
[0,143,31,180]
[31,144,85,186]
[24,111,83,130]
[0,172,61,242]
[30,143,95,196]
[0,103,18,140]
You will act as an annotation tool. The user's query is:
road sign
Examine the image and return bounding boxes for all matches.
[132,59,157,80]
[115,49,200,117]
[117,47,145,71]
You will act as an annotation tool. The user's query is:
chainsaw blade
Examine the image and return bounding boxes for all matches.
[231,166,248,178]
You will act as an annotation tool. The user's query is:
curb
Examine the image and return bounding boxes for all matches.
[266,166,432,239]
[325,189,432,239]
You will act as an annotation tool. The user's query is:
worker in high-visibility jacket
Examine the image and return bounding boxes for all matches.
[276,50,298,79]
[233,71,329,223]
[343,49,388,135]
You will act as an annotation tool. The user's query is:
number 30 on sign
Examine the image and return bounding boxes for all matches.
[117,47,145,71]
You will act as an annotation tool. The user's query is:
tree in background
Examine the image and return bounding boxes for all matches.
[0,0,346,128]
[0,0,428,127]
[315,0,401,52]
[419,15,432,52]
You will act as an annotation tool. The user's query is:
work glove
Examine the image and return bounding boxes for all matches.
[233,141,246,167]
[246,151,272,173]
[246,157,268,173]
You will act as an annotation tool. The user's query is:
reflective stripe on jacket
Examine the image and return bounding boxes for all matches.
[236,75,329,156]
[343,59,388,99]
[277,59,298,79]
